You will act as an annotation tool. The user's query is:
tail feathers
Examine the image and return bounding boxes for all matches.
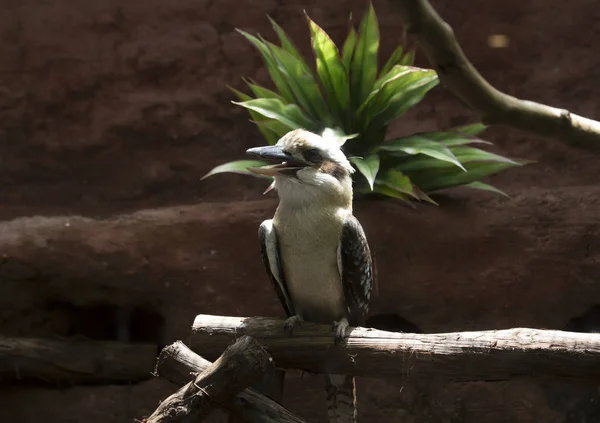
[325,374,357,423]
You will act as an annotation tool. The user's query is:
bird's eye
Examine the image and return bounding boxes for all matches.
[302,148,323,163]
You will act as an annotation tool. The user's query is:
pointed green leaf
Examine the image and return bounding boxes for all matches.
[267,15,304,61]
[229,86,279,145]
[359,66,437,123]
[407,161,525,193]
[440,137,492,147]
[350,3,380,108]
[201,160,270,180]
[392,131,491,149]
[350,154,380,190]
[306,15,351,126]
[450,147,520,165]
[262,38,331,123]
[254,118,291,138]
[372,183,414,206]
[379,136,466,170]
[342,27,358,72]
[237,29,296,103]
[244,79,286,101]
[399,50,415,66]
[375,169,437,204]
[378,76,439,125]
[455,123,487,137]
[464,181,510,197]
[232,98,315,131]
[379,45,404,78]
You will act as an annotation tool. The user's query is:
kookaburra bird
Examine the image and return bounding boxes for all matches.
[246,128,374,423]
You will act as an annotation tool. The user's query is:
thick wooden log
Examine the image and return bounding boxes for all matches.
[188,315,600,382]
[154,341,306,423]
[144,336,272,423]
[0,336,156,384]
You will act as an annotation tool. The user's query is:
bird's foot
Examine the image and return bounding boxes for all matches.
[283,315,304,335]
[333,318,349,344]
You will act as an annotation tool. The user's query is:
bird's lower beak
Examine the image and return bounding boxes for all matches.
[246,146,306,177]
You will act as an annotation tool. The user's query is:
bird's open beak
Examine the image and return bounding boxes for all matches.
[246,146,306,177]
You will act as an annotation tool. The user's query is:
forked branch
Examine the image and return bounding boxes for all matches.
[188,315,600,382]
[143,336,272,423]
[394,0,600,148]
[154,341,306,423]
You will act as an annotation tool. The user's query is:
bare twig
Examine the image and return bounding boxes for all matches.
[394,0,600,148]
[188,315,600,382]
[154,341,307,423]
[0,336,156,384]
[144,336,272,423]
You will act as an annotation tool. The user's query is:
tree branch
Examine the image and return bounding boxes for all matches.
[0,336,156,384]
[394,0,600,148]
[154,341,307,423]
[143,336,272,423]
[188,315,600,382]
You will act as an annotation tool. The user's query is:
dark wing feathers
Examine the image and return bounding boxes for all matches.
[339,215,374,326]
[258,220,295,317]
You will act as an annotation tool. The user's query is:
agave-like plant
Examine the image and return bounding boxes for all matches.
[203,3,530,204]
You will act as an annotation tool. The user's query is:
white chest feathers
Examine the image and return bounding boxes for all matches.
[273,205,350,324]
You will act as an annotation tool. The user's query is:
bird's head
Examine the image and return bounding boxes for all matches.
[246,129,355,207]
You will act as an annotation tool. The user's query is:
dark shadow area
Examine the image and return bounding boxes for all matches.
[366,313,423,333]
[564,305,600,333]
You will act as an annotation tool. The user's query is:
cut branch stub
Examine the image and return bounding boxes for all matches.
[144,336,272,423]
[154,341,307,423]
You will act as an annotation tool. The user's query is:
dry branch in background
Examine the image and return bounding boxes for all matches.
[394,0,600,148]
[143,336,272,423]
[154,341,306,423]
[0,336,156,384]
[189,315,600,382]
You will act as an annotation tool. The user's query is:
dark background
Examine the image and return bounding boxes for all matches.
[1,0,600,421]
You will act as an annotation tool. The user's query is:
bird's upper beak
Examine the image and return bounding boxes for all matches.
[246,145,307,177]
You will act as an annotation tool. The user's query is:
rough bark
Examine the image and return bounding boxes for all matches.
[0,336,156,384]
[154,341,306,423]
[188,315,600,382]
[143,336,272,423]
[394,0,600,148]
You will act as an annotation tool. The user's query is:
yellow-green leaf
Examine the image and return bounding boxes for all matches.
[263,39,331,123]
[408,161,525,193]
[450,147,520,165]
[306,15,350,126]
[267,15,304,61]
[379,136,465,171]
[350,2,380,108]
[244,79,286,101]
[342,27,358,72]
[350,154,380,190]
[379,76,439,124]
[464,181,510,197]
[379,45,404,78]
[232,98,315,131]
[237,30,296,103]
[399,50,415,66]
[372,183,414,207]
[202,160,270,180]
[229,86,279,145]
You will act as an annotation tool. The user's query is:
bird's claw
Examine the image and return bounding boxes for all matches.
[284,315,304,335]
[333,318,349,344]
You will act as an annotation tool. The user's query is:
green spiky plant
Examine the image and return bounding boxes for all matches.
[203,3,530,204]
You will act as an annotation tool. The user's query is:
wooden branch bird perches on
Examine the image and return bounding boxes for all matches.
[189,315,600,382]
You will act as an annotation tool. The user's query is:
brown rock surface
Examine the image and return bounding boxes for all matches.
[1,0,600,422]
